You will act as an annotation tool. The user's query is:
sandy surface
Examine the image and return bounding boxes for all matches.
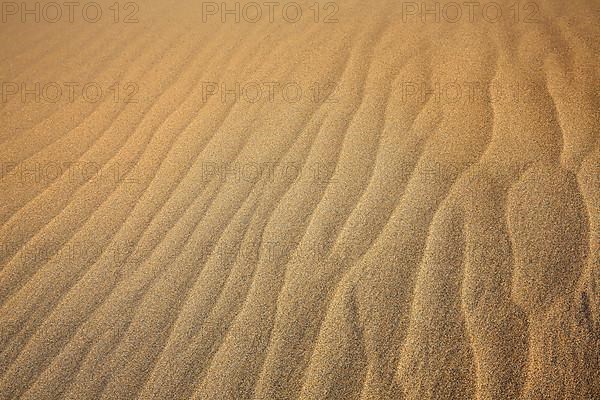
[0,0,598,398]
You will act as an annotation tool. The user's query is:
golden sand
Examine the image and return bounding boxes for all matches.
[0,0,598,398]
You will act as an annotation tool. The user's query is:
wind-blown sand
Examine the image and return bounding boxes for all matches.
[0,0,598,398]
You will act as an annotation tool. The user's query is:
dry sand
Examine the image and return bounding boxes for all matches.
[0,0,598,398]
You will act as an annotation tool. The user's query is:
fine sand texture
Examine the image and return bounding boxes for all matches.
[0,0,598,399]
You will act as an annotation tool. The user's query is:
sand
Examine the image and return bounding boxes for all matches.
[0,0,598,398]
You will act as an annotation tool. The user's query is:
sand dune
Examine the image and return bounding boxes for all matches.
[0,0,598,398]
